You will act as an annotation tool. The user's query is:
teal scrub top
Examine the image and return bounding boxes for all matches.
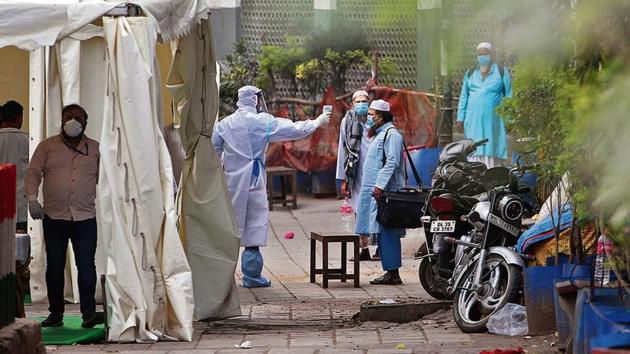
[456,63,512,160]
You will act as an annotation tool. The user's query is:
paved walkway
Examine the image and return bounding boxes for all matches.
[40,197,559,353]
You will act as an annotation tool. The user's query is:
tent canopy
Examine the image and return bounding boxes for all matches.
[0,0,242,342]
[0,0,225,51]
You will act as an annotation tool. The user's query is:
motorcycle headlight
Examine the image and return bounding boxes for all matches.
[468,202,490,231]
[498,195,523,222]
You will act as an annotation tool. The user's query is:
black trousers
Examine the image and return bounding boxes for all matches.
[43,216,97,318]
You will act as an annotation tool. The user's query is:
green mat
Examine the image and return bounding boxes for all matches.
[33,315,105,345]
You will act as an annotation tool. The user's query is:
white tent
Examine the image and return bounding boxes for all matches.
[0,0,241,342]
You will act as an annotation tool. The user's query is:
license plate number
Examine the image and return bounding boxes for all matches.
[430,220,456,233]
[488,213,520,236]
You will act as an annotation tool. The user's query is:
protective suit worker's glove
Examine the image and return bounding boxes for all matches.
[28,200,45,220]
[314,113,331,127]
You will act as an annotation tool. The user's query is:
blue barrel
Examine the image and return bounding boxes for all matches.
[553,262,592,345]
[574,288,630,354]
[523,265,563,334]
[405,147,441,189]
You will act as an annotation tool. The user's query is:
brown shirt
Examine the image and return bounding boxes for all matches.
[25,135,100,221]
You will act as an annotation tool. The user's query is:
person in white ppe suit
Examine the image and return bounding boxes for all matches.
[212,85,330,288]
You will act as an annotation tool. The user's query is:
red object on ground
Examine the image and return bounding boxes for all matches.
[266,85,437,173]
[480,348,525,354]
[284,231,295,240]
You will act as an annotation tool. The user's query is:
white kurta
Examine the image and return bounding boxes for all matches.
[212,107,318,247]
[335,115,372,212]
[0,128,29,223]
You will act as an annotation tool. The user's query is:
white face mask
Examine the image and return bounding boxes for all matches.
[63,119,83,138]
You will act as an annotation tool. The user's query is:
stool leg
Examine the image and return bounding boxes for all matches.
[310,238,316,283]
[292,172,297,209]
[281,175,287,206]
[322,240,329,288]
[267,174,274,211]
[340,241,347,282]
[353,239,360,288]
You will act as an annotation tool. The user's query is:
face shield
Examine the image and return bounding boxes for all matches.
[237,85,268,113]
[256,92,268,113]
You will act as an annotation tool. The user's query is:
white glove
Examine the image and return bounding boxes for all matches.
[28,200,45,220]
[314,113,331,127]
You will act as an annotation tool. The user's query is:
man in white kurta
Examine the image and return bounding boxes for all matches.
[0,101,28,231]
[212,86,330,288]
[336,90,374,260]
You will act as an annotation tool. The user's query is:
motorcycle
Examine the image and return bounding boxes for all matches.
[447,161,536,333]
[417,138,490,300]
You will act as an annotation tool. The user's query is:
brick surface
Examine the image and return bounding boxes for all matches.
[51,344,106,352]
[102,343,153,351]
[318,349,367,354]
[268,349,316,354]
[197,335,244,349]
[243,333,288,347]
[26,197,542,353]
[289,331,334,347]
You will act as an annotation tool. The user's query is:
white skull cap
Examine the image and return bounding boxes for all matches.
[477,42,492,51]
[369,99,390,112]
[352,90,369,100]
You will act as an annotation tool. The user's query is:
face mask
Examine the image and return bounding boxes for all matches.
[477,54,492,67]
[366,115,375,128]
[63,119,83,138]
[354,102,369,116]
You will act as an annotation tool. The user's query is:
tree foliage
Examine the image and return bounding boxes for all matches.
[218,41,259,116]
[493,0,630,267]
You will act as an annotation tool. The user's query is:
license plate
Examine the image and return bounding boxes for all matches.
[430,220,456,233]
[488,213,520,236]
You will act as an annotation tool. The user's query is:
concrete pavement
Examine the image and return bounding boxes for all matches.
[39,196,559,353]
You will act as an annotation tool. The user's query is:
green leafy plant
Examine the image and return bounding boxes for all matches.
[219,41,259,116]
[495,0,630,275]
[257,36,308,97]
[295,58,328,100]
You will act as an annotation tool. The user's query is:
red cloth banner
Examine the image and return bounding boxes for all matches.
[266,86,437,173]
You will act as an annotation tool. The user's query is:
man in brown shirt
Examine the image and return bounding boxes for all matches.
[25,104,103,328]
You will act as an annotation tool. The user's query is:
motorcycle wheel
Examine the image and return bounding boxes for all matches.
[452,254,522,333]
[418,257,452,300]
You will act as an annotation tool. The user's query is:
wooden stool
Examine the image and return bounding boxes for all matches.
[266,166,298,210]
[310,232,360,288]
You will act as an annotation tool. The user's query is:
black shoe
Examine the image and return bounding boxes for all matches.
[41,313,63,327]
[81,311,105,329]
[370,271,403,285]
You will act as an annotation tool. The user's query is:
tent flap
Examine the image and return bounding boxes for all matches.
[100,16,193,342]
[168,19,242,321]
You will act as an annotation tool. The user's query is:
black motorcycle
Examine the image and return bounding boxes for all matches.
[449,162,536,332]
[417,138,490,300]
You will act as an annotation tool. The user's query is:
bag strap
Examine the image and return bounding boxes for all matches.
[402,140,422,189]
[381,127,393,166]
[381,127,423,189]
